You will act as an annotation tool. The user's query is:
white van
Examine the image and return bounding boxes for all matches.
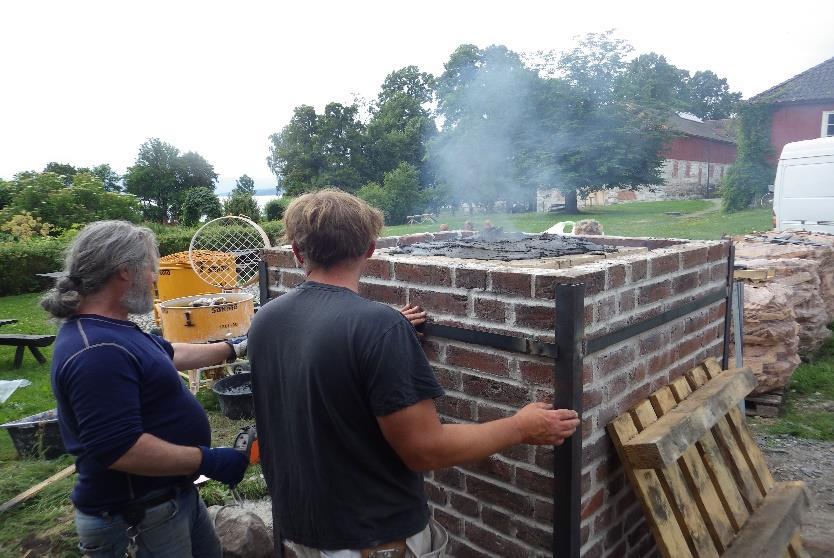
[774,136,834,234]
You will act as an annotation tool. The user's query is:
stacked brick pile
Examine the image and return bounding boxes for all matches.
[263,233,730,557]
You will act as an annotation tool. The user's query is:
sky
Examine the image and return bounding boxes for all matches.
[1,1,832,192]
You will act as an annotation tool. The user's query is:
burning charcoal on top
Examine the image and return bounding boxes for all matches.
[391,233,616,262]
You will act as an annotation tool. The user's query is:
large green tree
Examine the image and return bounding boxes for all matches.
[687,70,742,120]
[234,174,256,195]
[618,52,690,111]
[181,187,222,226]
[123,138,217,223]
[357,162,424,225]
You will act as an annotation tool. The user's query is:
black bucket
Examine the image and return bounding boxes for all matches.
[212,373,254,420]
[0,409,66,459]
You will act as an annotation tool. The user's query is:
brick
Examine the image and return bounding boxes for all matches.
[363,259,391,279]
[447,345,510,376]
[595,345,636,378]
[424,480,447,504]
[649,253,680,277]
[709,261,728,283]
[473,297,508,323]
[575,269,606,296]
[515,467,552,497]
[534,498,554,524]
[436,394,476,421]
[606,264,626,288]
[434,467,463,489]
[584,387,603,410]
[514,303,555,330]
[581,472,591,495]
[358,282,406,306]
[480,506,514,532]
[707,242,727,261]
[629,259,648,282]
[263,249,296,268]
[518,358,553,386]
[534,446,553,470]
[618,289,636,312]
[464,521,529,558]
[638,331,665,356]
[675,333,704,362]
[681,246,709,268]
[433,508,463,535]
[281,270,305,288]
[672,271,699,294]
[582,435,612,463]
[465,475,533,515]
[450,492,480,517]
[637,279,671,306]
[375,237,398,249]
[490,270,532,297]
[498,443,530,463]
[409,288,467,316]
[683,311,710,335]
[595,295,616,324]
[476,402,513,422]
[514,521,553,552]
[462,374,529,406]
[422,340,443,363]
[432,365,461,390]
[397,233,433,247]
[448,539,483,558]
[463,456,513,484]
[456,268,488,290]
[581,488,604,520]
[394,262,452,286]
[594,505,613,534]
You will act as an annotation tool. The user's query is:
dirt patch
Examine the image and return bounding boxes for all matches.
[757,434,834,557]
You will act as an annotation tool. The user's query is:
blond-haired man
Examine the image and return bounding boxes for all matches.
[249,189,579,557]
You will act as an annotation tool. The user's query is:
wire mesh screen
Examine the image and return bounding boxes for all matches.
[189,216,271,289]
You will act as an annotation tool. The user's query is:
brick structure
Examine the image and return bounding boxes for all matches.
[262,232,731,557]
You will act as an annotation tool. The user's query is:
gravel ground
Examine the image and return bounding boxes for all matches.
[757,434,834,557]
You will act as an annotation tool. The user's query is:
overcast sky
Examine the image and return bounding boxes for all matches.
[1,0,832,192]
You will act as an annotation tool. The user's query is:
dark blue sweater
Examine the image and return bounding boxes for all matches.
[51,315,211,514]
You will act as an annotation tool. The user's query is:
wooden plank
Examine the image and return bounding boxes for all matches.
[651,386,736,552]
[623,368,756,469]
[734,269,774,281]
[608,414,693,558]
[670,376,750,533]
[723,481,810,558]
[787,531,809,558]
[703,359,776,495]
[0,465,76,514]
[631,400,719,558]
[687,365,763,511]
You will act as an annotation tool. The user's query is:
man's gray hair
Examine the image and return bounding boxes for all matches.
[41,221,159,319]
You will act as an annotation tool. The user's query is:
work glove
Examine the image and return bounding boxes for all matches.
[223,336,248,362]
[198,446,248,487]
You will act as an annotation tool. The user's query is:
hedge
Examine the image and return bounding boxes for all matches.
[0,238,68,296]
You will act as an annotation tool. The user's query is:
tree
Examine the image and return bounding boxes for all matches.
[268,105,323,196]
[234,174,256,196]
[181,187,222,226]
[556,30,633,105]
[264,198,287,221]
[43,162,78,186]
[224,193,261,222]
[357,162,424,225]
[90,164,122,192]
[618,53,690,111]
[124,138,217,222]
[721,103,773,212]
[687,70,742,120]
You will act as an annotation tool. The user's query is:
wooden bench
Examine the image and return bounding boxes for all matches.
[608,358,810,558]
[0,334,56,369]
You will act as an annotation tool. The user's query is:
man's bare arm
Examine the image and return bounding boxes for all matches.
[171,342,232,371]
[109,433,202,476]
[377,400,579,472]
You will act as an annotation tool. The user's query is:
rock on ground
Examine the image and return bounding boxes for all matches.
[207,504,273,558]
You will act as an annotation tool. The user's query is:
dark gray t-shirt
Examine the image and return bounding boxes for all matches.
[249,281,444,550]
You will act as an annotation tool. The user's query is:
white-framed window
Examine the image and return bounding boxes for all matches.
[822,111,834,137]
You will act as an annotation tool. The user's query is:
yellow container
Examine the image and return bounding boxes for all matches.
[159,293,254,344]
[154,251,230,302]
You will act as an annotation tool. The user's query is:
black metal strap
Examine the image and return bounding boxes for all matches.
[586,287,727,355]
[420,323,558,358]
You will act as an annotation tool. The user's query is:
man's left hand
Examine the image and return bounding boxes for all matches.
[224,336,248,362]
[400,304,427,328]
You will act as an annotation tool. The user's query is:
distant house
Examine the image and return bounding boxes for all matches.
[536,113,737,211]
[748,55,834,162]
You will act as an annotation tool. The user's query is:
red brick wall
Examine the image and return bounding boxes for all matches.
[663,136,737,165]
[262,234,730,557]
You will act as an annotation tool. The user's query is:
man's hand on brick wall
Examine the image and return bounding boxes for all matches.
[513,403,580,446]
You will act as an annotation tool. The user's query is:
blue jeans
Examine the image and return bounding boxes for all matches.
[74,486,221,557]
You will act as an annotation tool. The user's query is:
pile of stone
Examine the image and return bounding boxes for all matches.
[733,231,834,394]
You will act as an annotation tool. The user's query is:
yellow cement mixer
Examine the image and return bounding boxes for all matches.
[158,293,254,344]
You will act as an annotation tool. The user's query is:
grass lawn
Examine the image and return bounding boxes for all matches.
[383,200,772,240]
[749,333,834,441]
[0,294,266,557]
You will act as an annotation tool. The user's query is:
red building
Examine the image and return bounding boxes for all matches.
[748,55,834,163]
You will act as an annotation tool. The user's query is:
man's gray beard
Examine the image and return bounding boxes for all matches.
[122,276,154,315]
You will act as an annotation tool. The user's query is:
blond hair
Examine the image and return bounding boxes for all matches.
[284,189,383,269]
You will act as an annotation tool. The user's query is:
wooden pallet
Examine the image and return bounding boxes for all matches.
[608,358,810,558]
[745,389,786,418]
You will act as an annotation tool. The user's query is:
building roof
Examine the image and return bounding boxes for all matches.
[749,56,834,104]
[668,113,736,144]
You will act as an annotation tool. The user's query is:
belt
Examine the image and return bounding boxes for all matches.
[110,483,192,526]
[360,539,407,558]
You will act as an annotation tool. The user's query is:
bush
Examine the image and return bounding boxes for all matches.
[0,238,68,296]
[154,227,196,256]
[720,161,773,212]
[264,198,287,221]
[260,221,285,245]
[356,163,425,225]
